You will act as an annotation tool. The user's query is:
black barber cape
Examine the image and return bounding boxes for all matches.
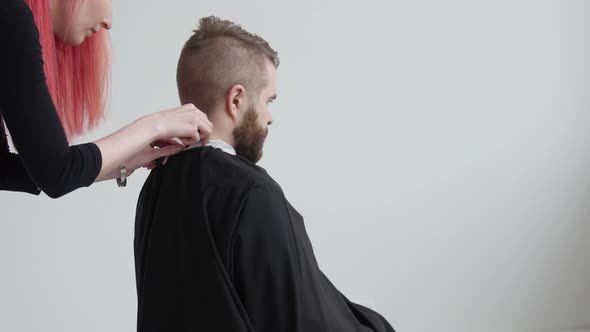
[134,146,395,332]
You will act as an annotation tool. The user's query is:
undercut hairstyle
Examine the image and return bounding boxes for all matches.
[177,16,279,113]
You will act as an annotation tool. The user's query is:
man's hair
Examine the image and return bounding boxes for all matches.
[177,16,279,113]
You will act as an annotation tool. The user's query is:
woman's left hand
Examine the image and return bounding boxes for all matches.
[125,138,185,173]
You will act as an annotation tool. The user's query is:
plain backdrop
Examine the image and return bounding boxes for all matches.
[2,0,590,331]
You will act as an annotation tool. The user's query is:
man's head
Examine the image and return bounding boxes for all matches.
[177,16,279,163]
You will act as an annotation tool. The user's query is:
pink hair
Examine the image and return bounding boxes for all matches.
[24,0,111,141]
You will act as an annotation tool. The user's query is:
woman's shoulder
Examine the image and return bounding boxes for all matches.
[0,0,41,58]
[0,0,36,28]
[1,0,29,14]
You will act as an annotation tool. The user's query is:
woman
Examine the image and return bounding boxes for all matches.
[0,0,212,198]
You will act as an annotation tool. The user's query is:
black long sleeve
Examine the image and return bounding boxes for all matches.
[0,0,102,198]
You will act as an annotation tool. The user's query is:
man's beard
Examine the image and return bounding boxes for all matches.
[232,105,268,163]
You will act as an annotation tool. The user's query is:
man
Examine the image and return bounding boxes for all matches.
[134,16,395,332]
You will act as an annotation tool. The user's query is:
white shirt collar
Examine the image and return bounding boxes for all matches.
[186,139,236,155]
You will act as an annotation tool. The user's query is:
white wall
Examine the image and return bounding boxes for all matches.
[1,0,590,331]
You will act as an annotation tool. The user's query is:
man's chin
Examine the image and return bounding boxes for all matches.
[232,109,269,164]
[237,148,264,164]
[254,150,264,164]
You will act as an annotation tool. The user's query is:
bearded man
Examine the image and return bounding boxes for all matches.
[134,16,395,332]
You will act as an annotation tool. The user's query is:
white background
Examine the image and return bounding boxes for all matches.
[2,0,590,331]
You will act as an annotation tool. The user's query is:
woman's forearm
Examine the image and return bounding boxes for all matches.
[93,114,160,182]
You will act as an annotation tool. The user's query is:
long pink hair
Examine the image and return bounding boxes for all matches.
[24,0,111,141]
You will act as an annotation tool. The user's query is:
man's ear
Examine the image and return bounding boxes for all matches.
[225,84,247,122]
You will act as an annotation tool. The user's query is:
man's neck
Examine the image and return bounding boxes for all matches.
[207,133,234,148]
[206,110,236,148]
[196,110,238,153]
[186,135,236,156]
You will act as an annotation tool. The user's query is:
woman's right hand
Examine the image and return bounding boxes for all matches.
[151,103,213,146]
[93,103,213,183]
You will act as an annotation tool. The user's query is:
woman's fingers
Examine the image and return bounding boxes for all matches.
[155,144,184,159]
[142,161,157,170]
[150,137,183,148]
[200,133,210,146]
[156,104,213,142]
[182,115,212,145]
[178,132,200,147]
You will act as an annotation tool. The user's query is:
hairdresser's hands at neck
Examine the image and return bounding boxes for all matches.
[93,103,212,182]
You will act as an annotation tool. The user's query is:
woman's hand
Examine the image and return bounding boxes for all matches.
[151,103,213,146]
[99,140,182,180]
[94,103,212,182]
[126,139,185,173]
